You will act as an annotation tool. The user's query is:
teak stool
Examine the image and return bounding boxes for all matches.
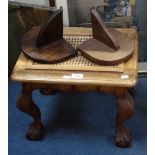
[11,27,138,148]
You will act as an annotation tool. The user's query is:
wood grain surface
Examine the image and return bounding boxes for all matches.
[36,8,63,47]
[21,8,77,63]
[77,9,134,65]
[91,8,120,50]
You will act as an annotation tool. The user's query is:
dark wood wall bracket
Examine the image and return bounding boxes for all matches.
[21,8,77,63]
[77,8,134,65]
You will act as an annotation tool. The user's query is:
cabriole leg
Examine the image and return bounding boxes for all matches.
[115,88,134,148]
[16,83,44,140]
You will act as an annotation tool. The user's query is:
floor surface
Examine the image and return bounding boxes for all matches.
[8,78,147,155]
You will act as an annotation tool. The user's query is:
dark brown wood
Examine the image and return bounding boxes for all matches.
[16,83,44,140]
[115,88,134,148]
[77,9,134,65]
[21,8,77,63]
[36,8,63,47]
[91,8,120,51]
[49,0,55,7]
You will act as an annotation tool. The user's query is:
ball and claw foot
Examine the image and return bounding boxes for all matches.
[17,83,45,141]
[26,122,44,141]
[115,88,134,148]
[115,128,131,148]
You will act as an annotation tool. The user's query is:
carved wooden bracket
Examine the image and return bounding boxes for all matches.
[21,8,77,63]
[77,8,134,65]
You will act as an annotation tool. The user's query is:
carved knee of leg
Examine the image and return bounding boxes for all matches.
[16,91,32,112]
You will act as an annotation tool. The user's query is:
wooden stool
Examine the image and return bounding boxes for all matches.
[11,27,138,148]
